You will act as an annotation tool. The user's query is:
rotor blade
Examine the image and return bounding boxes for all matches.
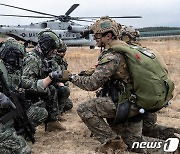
[110,16,142,18]
[0,3,58,18]
[0,14,54,18]
[77,16,142,19]
[72,19,93,22]
[65,4,79,16]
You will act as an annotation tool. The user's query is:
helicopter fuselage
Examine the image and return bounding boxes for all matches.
[0,20,96,48]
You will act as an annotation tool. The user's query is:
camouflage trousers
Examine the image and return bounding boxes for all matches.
[77,97,144,147]
[27,104,48,127]
[0,122,31,154]
[77,97,171,153]
[57,86,73,114]
[143,112,180,140]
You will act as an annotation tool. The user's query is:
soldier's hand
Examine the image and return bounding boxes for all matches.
[62,70,72,81]
[78,67,95,76]
[0,92,16,109]
[78,70,86,76]
[49,69,62,80]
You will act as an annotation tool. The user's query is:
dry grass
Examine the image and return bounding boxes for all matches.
[65,39,180,127]
[29,39,180,153]
[1,37,180,153]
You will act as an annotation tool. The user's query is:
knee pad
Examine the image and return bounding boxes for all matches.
[57,86,70,98]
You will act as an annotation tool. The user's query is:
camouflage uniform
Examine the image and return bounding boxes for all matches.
[120,26,180,140]
[0,39,48,127]
[119,25,140,45]
[21,47,59,122]
[143,112,180,140]
[0,62,31,153]
[0,121,31,154]
[0,37,25,55]
[71,39,147,152]
[53,55,73,114]
[71,16,173,153]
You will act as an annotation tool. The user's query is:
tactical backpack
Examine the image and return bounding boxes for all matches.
[110,44,174,111]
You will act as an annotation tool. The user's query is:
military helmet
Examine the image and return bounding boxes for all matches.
[91,16,121,38]
[0,40,25,70]
[57,40,67,53]
[38,29,60,56]
[120,25,140,44]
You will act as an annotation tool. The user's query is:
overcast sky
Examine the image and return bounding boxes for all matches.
[0,0,179,28]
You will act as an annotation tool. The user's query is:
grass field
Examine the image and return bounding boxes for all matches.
[32,39,180,154]
[1,37,180,153]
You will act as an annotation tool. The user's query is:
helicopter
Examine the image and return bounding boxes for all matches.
[0,3,142,49]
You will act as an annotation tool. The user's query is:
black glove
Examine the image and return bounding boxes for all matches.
[49,69,62,80]
[0,92,16,109]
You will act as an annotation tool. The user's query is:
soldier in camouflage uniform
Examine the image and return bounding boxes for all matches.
[0,38,48,127]
[53,41,73,115]
[0,38,31,153]
[0,92,31,154]
[61,17,143,153]
[21,30,66,131]
[119,27,180,140]
[119,25,140,45]
[60,17,176,153]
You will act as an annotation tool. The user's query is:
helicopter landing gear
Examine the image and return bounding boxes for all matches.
[90,46,95,49]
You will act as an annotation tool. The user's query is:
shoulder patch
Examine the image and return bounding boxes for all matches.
[98,56,114,65]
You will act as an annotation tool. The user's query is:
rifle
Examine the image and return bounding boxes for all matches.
[43,86,55,131]
[0,69,35,144]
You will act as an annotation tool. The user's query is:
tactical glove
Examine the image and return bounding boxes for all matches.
[78,67,95,76]
[62,70,73,82]
[49,69,62,80]
[0,92,16,109]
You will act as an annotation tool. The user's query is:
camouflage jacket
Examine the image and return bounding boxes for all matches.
[53,56,68,71]
[71,40,131,91]
[21,47,60,91]
[21,48,47,91]
[0,60,21,117]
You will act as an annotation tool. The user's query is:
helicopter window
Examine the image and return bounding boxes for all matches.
[85,35,89,39]
[41,23,47,28]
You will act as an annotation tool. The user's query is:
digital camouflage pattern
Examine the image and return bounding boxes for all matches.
[0,50,48,127]
[21,48,49,90]
[72,40,131,91]
[0,123,31,154]
[73,40,144,152]
[0,43,45,153]
[143,112,180,140]
[53,53,73,114]
[0,37,25,56]
[91,16,121,39]
[55,57,68,71]
[73,39,171,153]
[21,47,59,121]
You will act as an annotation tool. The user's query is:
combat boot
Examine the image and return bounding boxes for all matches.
[96,138,127,153]
[47,121,66,132]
